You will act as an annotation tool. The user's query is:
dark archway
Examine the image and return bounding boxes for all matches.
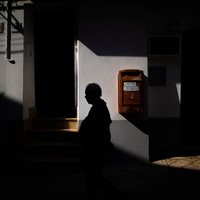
[34,9,76,118]
[181,27,200,146]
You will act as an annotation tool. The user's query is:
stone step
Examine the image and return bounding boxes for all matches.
[17,142,81,158]
[13,117,82,172]
[26,129,79,143]
[12,156,81,172]
[32,118,78,129]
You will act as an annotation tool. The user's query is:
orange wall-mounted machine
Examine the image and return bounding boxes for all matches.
[118,69,144,113]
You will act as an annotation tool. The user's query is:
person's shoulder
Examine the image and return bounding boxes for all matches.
[99,99,107,106]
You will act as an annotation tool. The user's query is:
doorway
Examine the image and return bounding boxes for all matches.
[34,9,76,118]
[181,27,200,146]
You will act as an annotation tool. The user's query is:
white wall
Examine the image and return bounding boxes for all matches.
[0,11,8,93]
[78,43,148,121]
[0,2,34,120]
[78,2,149,163]
[0,8,24,119]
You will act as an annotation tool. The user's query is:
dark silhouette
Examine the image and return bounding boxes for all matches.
[79,83,127,200]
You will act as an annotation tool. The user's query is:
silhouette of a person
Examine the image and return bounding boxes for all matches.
[80,83,127,200]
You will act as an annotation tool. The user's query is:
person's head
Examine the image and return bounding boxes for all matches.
[85,83,102,104]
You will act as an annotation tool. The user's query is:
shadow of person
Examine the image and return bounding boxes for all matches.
[79,83,127,200]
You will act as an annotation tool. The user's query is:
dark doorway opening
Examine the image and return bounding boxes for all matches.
[181,27,200,146]
[34,9,76,118]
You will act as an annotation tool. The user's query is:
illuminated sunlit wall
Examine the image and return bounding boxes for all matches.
[78,2,149,163]
[0,8,24,119]
[0,2,34,121]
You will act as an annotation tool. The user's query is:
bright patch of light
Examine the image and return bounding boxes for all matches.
[176,83,181,104]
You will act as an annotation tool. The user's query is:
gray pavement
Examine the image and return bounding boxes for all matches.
[1,155,200,200]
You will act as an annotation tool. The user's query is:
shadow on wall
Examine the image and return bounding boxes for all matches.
[0,95,23,119]
[0,96,24,161]
[105,145,148,164]
[104,140,200,165]
[79,3,147,57]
